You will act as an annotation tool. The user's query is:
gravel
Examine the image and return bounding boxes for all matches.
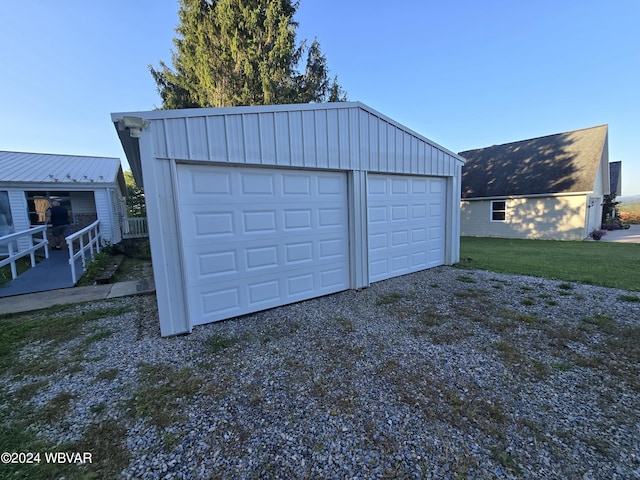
[2,266,639,479]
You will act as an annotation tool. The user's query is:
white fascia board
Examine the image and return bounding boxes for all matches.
[0,182,115,191]
[462,191,593,202]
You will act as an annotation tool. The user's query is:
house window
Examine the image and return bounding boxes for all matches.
[0,191,14,236]
[491,200,506,222]
[25,191,73,225]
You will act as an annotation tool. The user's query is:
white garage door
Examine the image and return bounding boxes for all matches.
[176,165,350,325]
[368,174,446,283]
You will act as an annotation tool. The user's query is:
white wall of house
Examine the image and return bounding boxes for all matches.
[461,194,589,240]
[70,191,96,215]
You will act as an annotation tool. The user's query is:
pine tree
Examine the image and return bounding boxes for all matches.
[150,0,346,108]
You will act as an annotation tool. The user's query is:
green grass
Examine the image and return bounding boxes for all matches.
[460,237,640,291]
[0,256,39,286]
[0,305,131,372]
[128,363,203,427]
[0,305,133,480]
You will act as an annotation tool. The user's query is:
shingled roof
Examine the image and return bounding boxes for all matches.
[459,125,608,199]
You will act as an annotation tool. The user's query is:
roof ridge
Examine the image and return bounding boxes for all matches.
[459,124,608,154]
[0,150,119,161]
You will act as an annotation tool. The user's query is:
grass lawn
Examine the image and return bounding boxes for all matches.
[0,256,38,286]
[459,237,640,292]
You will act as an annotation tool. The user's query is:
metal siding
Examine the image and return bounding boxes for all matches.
[225,115,245,163]
[394,128,401,172]
[259,112,277,163]
[302,110,317,167]
[151,121,168,159]
[243,113,262,164]
[207,115,228,160]
[367,115,378,172]
[348,171,368,288]
[349,108,360,170]
[274,112,292,165]
[377,120,388,172]
[337,109,350,169]
[140,133,191,336]
[314,110,329,169]
[186,116,209,160]
[418,142,427,175]
[288,111,304,167]
[164,118,188,159]
[139,106,465,178]
[359,113,370,172]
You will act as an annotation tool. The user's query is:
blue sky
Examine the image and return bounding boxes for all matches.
[1,1,638,195]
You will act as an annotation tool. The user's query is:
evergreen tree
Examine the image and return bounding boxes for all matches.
[124,171,146,218]
[151,0,346,108]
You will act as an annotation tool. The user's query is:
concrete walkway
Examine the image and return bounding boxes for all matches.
[0,278,155,315]
[599,224,640,243]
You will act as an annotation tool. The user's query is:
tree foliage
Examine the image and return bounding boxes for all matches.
[151,0,346,109]
[602,193,621,223]
[124,171,146,218]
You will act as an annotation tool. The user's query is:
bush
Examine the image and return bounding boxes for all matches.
[619,212,640,224]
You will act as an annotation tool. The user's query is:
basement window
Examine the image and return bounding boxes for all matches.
[491,200,507,222]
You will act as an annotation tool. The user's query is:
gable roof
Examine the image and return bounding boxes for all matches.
[459,125,608,199]
[112,101,465,188]
[0,151,126,193]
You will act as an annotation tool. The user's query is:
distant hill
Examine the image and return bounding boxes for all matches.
[619,195,640,204]
[618,196,640,223]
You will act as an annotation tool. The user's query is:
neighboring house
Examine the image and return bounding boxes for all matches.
[0,151,128,245]
[459,125,611,240]
[113,102,466,336]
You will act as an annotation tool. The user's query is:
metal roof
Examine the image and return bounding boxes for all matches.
[0,151,125,189]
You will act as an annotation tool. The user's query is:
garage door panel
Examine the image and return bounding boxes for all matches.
[283,209,312,229]
[368,174,446,283]
[317,175,344,195]
[178,165,349,324]
[241,173,275,194]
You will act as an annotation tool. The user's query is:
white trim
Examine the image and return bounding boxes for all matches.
[463,191,593,202]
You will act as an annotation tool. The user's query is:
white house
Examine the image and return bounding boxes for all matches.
[112,102,465,336]
[0,151,128,245]
[459,125,611,240]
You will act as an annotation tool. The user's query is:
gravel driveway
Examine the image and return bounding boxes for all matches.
[2,266,639,479]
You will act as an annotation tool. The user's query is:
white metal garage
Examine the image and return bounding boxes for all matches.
[112,102,465,336]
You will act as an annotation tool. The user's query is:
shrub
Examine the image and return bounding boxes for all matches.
[619,212,640,224]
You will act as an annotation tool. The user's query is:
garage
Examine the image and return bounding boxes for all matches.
[368,174,446,282]
[113,102,465,336]
[176,164,350,324]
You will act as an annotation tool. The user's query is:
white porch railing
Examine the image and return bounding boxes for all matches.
[0,226,49,280]
[66,220,102,285]
[122,217,148,239]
